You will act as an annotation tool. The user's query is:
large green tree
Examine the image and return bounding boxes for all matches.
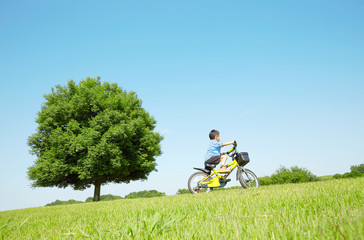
[27,77,163,201]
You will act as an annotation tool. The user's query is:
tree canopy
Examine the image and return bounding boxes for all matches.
[27,77,163,201]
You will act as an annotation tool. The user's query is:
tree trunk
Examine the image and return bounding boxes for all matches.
[93,181,101,202]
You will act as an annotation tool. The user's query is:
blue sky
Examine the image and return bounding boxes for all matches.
[0,0,363,211]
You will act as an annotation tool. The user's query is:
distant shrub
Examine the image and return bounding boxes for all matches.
[85,194,122,202]
[333,173,343,179]
[125,190,165,199]
[333,164,364,179]
[350,170,363,177]
[45,199,83,207]
[333,170,363,179]
[176,189,190,194]
[350,164,364,174]
[260,166,318,186]
[258,176,273,186]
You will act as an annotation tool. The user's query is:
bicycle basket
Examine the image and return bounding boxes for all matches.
[235,152,250,166]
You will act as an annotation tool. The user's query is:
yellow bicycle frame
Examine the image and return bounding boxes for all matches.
[199,146,239,187]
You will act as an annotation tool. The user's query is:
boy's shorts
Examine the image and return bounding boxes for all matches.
[205,155,221,165]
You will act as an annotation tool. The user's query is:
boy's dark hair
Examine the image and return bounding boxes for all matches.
[209,129,220,140]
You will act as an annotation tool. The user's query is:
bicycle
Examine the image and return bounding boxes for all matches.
[188,142,259,194]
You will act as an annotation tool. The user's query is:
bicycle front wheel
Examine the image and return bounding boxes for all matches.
[238,168,260,189]
[188,172,211,194]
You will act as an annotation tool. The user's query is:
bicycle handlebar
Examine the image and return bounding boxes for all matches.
[220,141,238,156]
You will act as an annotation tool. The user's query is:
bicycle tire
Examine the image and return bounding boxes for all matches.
[188,172,211,194]
[238,168,260,189]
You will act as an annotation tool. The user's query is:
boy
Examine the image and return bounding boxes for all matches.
[205,129,236,173]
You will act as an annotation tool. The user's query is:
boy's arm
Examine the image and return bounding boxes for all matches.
[222,141,236,147]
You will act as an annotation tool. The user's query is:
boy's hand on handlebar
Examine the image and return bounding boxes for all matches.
[222,141,236,147]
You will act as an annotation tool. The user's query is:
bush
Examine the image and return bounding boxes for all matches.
[333,174,343,179]
[260,166,318,186]
[176,189,190,194]
[124,190,165,199]
[85,194,122,202]
[258,176,273,186]
[45,199,83,206]
[350,170,363,177]
[333,164,364,179]
[350,164,364,174]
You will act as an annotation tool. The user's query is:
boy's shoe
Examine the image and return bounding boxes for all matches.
[218,167,231,173]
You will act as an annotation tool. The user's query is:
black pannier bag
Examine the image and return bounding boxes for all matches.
[236,152,250,166]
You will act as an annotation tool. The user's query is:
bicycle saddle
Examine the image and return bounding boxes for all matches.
[204,163,217,170]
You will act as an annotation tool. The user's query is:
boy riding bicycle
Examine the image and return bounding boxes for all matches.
[205,129,236,173]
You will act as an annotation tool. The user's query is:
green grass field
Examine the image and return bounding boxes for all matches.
[1,177,363,239]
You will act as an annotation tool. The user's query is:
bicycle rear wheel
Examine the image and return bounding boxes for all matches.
[188,172,212,194]
[238,169,260,189]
